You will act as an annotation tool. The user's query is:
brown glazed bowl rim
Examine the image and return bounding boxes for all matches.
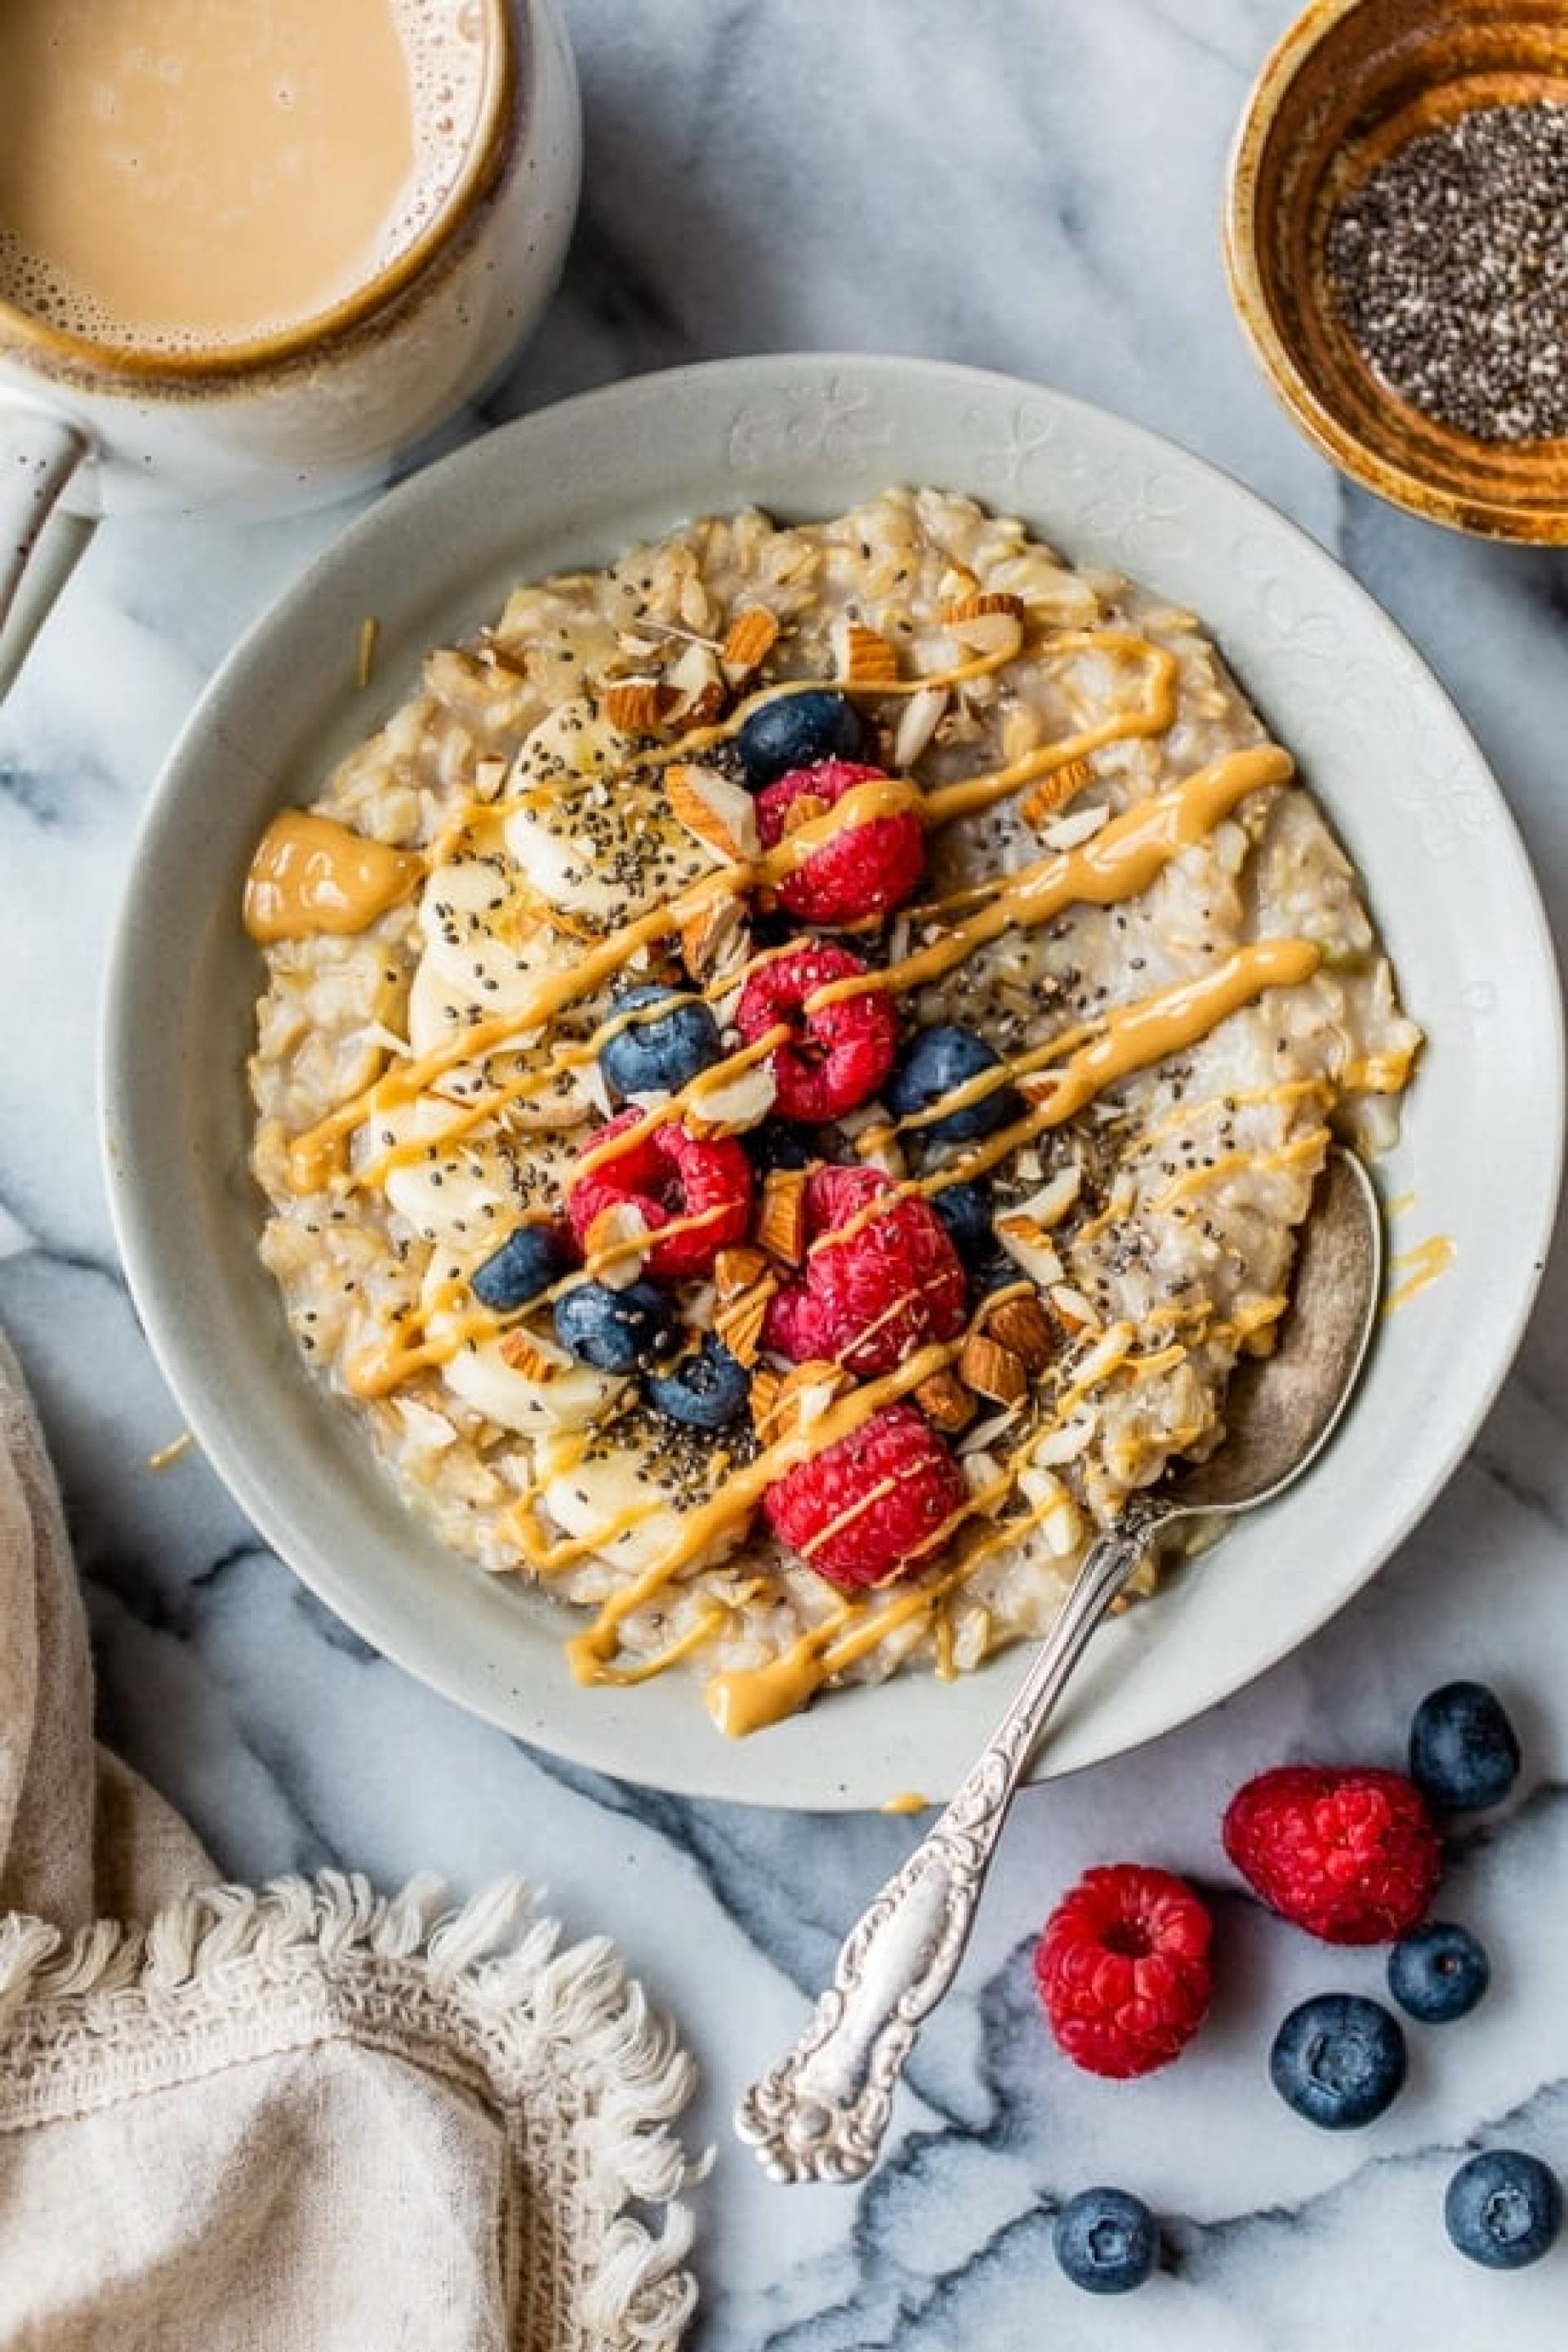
[1224,0,1568,544]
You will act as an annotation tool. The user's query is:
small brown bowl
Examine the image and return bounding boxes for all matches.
[1226,0,1568,542]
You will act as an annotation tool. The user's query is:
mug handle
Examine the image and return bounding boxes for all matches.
[0,403,90,690]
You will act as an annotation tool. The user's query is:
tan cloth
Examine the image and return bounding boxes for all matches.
[0,1334,702,2350]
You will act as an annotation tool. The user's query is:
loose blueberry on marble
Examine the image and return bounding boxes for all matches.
[644,1337,749,1429]
[1410,1681,1521,1812]
[886,1023,1021,1144]
[554,1279,673,1373]
[933,1176,995,1261]
[1054,2188,1160,2295]
[600,985,723,1099]
[736,688,866,787]
[1387,1921,1491,2024]
[1445,2150,1563,2270]
[1269,1993,1407,2129]
[470,1219,574,1312]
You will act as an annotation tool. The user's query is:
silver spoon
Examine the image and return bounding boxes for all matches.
[736,1146,1383,2184]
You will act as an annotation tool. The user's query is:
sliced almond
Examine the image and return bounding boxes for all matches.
[758,1167,808,1267]
[721,606,781,680]
[679,889,749,980]
[915,1367,978,1433]
[603,676,677,734]
[714,1245,769,1301]
[993,1211,1066,1290]
[959,1330,1029,1406]
[942,593,1026,664]
[761,1359,852,1442]
[1041,801,1110,851]
[497,1330,563,1381]
[960,1450,1007,1510]
[666,763,760,863]
[685,1057,777,1137]
[893,684,948,770]
[834,617,901,688]
[982,1290,1057,1371]
[584,1200,652,1289]
[1049,1282,1102,1337]
[999,702,1045,765]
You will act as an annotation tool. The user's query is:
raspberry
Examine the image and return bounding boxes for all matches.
[764,1165,967,1375]
[735,942,898,1123]
[757,760,925,926]
[567,1109,753,1282]
[1033,1865,1213,2079]
[763,1401,966,1588]
[1223,1766,1441,1944]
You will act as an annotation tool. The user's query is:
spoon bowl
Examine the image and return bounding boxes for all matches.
[738,1146,1384,2184]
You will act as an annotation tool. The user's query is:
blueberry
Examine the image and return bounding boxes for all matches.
[1446,2149,1563,2270]
[600,985,722,1100]
[470,1219,573,1312]
[1410,1682,1521,1812]
[644,1337,750,1430]
[1269,1993,1407,2130]
[553,1279,673,1373]
[933,1178,995,1262]
[1388,1922,1490,2024]
[736,688,866,787]
[885,1024,1021,1145]
[746,1116,816,1173]
[1054,2187,1160,2295]
[973,1251,1022,1297]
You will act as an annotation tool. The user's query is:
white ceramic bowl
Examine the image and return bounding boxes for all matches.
[101,355,1562,1808]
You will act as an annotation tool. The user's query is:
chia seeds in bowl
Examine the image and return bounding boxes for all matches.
[1325,100,1568,445]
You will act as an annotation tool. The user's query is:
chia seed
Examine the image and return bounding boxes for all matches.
[1324,101,1568,443]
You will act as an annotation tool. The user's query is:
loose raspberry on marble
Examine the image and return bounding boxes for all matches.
[734,942,898,1123]
[762,1401,967,1589]
[1222,1765,1441,1944]
[756,759,925,926]
[1033,1864,1213,2079]
[763,1164,967,1376]
[566,1109,753,1282]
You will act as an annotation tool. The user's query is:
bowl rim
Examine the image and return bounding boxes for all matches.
[98,350,1566,1806]
[1223,0,1568,545]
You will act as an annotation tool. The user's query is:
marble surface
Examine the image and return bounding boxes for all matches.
[2,0,1566,2341]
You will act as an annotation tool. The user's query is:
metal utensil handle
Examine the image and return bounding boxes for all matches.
[735,1503,1165,2184]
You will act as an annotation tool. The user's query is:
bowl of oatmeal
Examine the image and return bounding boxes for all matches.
[102,355,1561,1806]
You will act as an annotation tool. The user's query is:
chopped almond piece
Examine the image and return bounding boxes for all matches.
[714,1245,770,1300]
[748,1366,782,1432]
[915,1368,978,1433]
[666,763,760,862]
[764,1359,853,1441]
[835,617,901,687]
[715,1275,777,1366]
[959,1330,1029,1405]
[758,1168,808,1267]
[983,1290,1057,1371]
[721,606,781,678]
[940,590,1026,626]
[497,1330,561,1381]
[679,890,749,979]
[603,677,677,733]
[1020,754,1097,825]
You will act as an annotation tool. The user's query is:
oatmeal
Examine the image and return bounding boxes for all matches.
[244,489,1420,1734]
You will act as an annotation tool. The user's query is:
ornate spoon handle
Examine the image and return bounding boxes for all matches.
[735,1504,1165,2183]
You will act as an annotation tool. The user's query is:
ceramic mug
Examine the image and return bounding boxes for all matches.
[0,0,580,677]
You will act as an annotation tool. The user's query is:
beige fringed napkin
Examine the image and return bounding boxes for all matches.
[0,1332,703,2351]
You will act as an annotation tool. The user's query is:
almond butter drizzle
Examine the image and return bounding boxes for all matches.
[243,811,425,944]
[1383,1234,1455,1316]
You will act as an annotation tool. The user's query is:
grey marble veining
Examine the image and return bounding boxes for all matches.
[2,2,1566,2342]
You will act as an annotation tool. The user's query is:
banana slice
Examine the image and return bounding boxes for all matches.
[422,1252,626,1436]
[416,844,550,1015]
[535,1427,746,1577]
[511,697,625,787]
[503,773,715,925]
[368,1096,514,1245]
